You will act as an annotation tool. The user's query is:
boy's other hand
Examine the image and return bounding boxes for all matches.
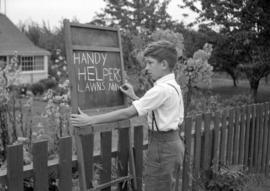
[70,107,92,127]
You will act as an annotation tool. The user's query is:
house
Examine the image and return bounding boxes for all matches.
[0,13,50,84]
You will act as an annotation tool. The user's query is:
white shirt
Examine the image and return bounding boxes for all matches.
[132,73,184,131]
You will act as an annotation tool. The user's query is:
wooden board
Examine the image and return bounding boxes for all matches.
[64,21,126,113]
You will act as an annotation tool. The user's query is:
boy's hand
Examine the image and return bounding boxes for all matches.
[70,107,93,127]
[120,83,138,100]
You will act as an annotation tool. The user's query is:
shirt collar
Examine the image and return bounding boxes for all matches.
[154,73,175,85]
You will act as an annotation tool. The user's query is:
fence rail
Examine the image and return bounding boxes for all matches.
[0,102,269,191]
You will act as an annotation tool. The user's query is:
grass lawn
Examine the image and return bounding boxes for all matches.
[208,77,270,103]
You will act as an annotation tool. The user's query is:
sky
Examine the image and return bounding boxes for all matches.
[0,0,197,29]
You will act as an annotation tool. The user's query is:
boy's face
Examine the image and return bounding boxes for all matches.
[144,56,164,81]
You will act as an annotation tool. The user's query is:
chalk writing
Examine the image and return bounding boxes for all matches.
[73,52,108,65]
[74,51,122,93]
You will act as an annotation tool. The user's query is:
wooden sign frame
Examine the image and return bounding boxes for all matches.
[64,20,127,114]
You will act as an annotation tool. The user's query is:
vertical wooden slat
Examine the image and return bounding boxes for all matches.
[212,112,220,169]
[219,110,227,164]
[254,104,261,172]
[227,109,234,165]
[100,131,112,191]
[7,144,23,191]
[182,117,192,191]
[118,128,129,191]
[262,104,268,173]
[75,132,94,191]
[265,103,270,176]
[244,105,251,166]
[134,125,143,191]
[128,127,137,191]
[258,104,265,172]
[59,136,73,191]
[249,105,256,169]
[33,140,48,191]
[202,113,211,170]
[238,106,246,164]
[192,115,202,191]
[233,107,240,164]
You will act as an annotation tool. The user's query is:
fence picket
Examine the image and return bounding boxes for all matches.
[100,131,112,191]
[134,125,144,191]
[238,106,246,164]
[257,104,264,172]
[192,115,202,191]
[254,104,261,172]
[118,127,130,191]
[213,112,221,169]
[182,117,192,191]
[33,140,48,191]
[244,105,251,166]
[59,137,72,191]
[265,103,270,176]
[262,104,268,173]
[75,133,94,190]
[227,109,235,164]
[219,110,227,164]
[7,144,23,191]
[249,105,256,169]
[202,113,212,170]
[233,107,240,164]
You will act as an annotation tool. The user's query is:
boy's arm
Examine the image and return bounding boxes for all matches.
[70,105,138,127]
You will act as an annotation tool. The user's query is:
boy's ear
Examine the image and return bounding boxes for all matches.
[161,60,169,69]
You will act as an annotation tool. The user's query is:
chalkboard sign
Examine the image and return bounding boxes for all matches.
[64,20,126,113]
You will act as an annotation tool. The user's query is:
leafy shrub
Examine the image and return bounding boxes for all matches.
[196,164,249,191]
[30,82,45,95]
[39,78,58,90]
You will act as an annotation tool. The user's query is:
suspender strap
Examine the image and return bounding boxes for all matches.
[167,83,179,95]
[152,111,160,132]
[151,83,179,132]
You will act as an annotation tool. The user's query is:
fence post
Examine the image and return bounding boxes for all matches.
[100,131,112,191]
[7,144,23,191]
[134,125,144,191]
[118,127,130,191]
[58,136,73,191]
[33,140,48,191]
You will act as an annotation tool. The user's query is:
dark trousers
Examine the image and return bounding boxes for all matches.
[144,130,185,191]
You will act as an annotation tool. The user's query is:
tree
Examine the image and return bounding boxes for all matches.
[181,0,270,101]
[92,0,175,33]
[210,34,240,87]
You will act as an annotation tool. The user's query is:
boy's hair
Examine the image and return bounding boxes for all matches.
[143,40,177,71]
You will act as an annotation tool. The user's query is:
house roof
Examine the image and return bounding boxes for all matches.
[0,13,50,56]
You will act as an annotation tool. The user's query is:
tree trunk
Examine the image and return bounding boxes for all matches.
[0,104,10,161]
[230,73,238,87]
[249,80,260,103]
[226,70,238,87]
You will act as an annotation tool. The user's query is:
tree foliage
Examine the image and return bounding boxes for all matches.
[92,0,176,33]
[181,0,270,101]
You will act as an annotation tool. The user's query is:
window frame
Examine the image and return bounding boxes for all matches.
[20,55,45,73]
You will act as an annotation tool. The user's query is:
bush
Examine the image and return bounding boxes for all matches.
[196,164,249,191]
[30,82,45,95]
[39,78,58,90]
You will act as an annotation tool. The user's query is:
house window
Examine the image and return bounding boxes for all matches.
[21,56,44,71]
[0,56,7,68]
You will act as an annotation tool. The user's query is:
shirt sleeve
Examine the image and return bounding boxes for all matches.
[132,85,168,116]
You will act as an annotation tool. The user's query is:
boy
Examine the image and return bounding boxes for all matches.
[70,40,185,191]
